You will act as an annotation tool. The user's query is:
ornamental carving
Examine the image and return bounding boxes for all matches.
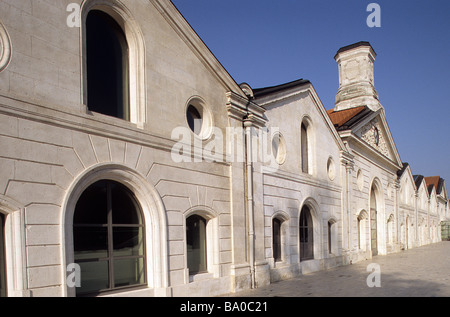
[358,118,390,158]
[0,20,12,72]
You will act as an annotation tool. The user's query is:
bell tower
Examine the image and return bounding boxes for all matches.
[334,41,382,112]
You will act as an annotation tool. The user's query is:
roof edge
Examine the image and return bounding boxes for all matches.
[253,78,311,98]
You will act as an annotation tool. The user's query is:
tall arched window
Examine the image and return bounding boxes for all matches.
[0,213,6,297]
[86,10,130,120]
[370,187,378,256]
[328,221,332,254]
[301,122,309,174]
[73,180,145,296]
[299,206,314,261]
[272,218,282,262]
[186,215,208,274]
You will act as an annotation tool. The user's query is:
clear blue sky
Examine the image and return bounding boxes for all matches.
[172,0,450,183]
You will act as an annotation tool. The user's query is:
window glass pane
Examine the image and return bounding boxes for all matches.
[76,260,109,295]
[111,182,142,224]
[186,105,202,135]
[113,257,145,288]
[186,215,207,274]
[73,181,108,225]
[300,206,314,261]
[273,218,281,262]
[301,123,309,173]
[113,227,144,257]
[73,179,146,295]
[74,227,108,260]
[86,10,129,120]
[0,214,6,297]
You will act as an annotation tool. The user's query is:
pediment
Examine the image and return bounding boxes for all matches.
[355,117,393,159]
[351,110,402,167]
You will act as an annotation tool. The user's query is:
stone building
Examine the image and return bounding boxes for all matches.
[0,0,447,297]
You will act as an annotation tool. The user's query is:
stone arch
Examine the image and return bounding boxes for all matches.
[183,206,220,279]
[298,197,322,261]
[369,177,384,255]
[61,163,168,296]
[387,213,395,246]
[80,0,146,125]
[271,211,290,264]
[357,209,369,251]
[327,216,338,255]
[300,115,315,175]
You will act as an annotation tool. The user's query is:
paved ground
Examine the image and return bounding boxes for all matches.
[228,241,450,297]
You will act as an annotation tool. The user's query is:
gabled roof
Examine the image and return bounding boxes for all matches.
[252,78,347,153]
[397,162,410,178]
[327,106,402,168]
[414,175,425,190]
[253,79,311,98]
[425,176,445,196]
[326,106,373,131]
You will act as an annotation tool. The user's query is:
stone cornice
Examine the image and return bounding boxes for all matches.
[226,92,266,128]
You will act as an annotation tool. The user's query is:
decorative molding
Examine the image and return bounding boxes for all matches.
[358,118,391,159]
[0,20,12,72]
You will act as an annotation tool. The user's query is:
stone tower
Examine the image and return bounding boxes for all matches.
[334,41,382,112]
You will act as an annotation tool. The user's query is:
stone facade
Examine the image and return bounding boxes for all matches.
[0,0,447,297]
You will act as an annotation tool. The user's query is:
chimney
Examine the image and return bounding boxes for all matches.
[334,41,381,112]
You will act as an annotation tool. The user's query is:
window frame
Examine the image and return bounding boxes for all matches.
[185,214,208,275]
[299,206,314,262]
[73,180,146,296]
[81,1,146,127]
[272,218,282,263]
[85,9,130,121]
[300,119,314,175]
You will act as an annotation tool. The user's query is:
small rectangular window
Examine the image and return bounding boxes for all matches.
[186,215,208,274]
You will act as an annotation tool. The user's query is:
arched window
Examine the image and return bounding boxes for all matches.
[299,206,314,261]
[0,213,6,297]
[186,215,208,274]
[73,180,145,296]
[301,122,309,174]
[328,221,332,254]
[272,218,282,262]
[370,186,378,256]
[387,215,394,245]
[86,10,130,120]
[357,210,368,251]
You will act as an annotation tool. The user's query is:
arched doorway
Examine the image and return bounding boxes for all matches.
[370,187,378,256]
[299,206,314,261]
